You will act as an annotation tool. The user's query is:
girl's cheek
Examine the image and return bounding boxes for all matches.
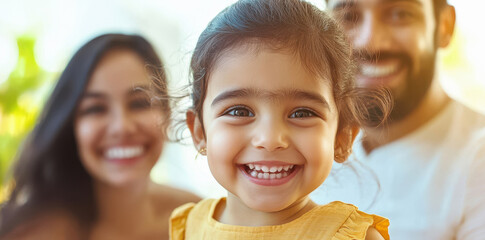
[208,124,245,158]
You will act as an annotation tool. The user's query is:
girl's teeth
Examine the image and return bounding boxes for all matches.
[245,164,296,179]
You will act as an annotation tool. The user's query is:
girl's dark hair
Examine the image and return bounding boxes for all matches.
[189,0,390,134]
[0,33,168,236]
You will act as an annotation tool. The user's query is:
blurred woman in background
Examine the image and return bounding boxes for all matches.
[0,33,199,240]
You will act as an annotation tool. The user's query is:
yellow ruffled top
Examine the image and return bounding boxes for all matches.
[170,198,389,240]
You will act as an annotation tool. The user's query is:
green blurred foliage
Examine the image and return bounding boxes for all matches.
[0,36,48,193]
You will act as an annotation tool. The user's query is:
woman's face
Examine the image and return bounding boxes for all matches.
[74,49,165,187]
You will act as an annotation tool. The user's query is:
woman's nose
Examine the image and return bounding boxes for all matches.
[107,108,137,138]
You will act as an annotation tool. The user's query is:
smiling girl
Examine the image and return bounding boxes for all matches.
[169,0,390,239]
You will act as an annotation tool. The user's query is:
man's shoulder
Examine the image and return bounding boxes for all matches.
[450,100,485,127]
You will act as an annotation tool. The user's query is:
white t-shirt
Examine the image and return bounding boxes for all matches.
[311,101,485,240]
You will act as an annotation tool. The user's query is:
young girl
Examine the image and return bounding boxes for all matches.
[0,34,199,240]
[171,0,390,239]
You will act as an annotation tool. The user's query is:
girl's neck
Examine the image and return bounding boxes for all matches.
[93,179,155,232]
[215,193,317,226]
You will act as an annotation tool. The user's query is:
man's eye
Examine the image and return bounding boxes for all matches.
[389,8,416,23]
[224,107,254,117]
[335,10,361,26]
[289,109,316,118]
[130,98,151,110]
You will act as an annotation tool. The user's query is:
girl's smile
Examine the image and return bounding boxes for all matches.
[238,161,300,186]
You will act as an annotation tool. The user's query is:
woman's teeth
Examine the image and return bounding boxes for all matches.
[105,146,144,159]
[245,164,295,179]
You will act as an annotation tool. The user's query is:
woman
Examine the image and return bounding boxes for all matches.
[0,34,199,240]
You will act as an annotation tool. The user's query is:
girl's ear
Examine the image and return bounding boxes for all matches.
[186,110,207,154]
[334,126,360,163]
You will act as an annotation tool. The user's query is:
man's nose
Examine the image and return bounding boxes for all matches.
[352,13,392,53]
[251,117,289,152]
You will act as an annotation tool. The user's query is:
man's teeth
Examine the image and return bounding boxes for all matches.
[246,164,294,179]
[360,64,398,78]
[105,146,144,159]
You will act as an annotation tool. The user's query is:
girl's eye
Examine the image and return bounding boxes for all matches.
[224,106,254,117]
[79,105,106,116]
[289,109,316,118]
[129,98,151,110]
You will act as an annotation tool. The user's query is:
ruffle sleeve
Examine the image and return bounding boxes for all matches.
[170,202,196,240]
[333,208,390,240]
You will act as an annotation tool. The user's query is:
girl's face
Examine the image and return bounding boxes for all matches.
[190,46,343,212]
[74,49,164,187]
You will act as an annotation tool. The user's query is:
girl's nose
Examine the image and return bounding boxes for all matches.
[251,117,289,152]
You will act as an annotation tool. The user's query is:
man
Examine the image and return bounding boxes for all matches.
[311,0,485,239]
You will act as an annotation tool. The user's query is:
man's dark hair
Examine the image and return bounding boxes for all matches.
[325,0,449,20]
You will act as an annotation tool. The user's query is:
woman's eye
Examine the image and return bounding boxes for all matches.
[289,109,316,118]
[80,105,106,116]
[224,107,254,117]
[130,98,151,110]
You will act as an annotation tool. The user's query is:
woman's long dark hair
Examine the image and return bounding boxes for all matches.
[0,33,167,236]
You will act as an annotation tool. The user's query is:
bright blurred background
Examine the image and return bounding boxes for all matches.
[1,0,484,201]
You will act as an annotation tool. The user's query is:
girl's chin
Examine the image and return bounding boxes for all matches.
[242,198,294,213]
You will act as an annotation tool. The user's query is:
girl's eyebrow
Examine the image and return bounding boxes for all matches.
[211,88,331,112]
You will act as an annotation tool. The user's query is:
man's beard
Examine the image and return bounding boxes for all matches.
[355,50,437,124]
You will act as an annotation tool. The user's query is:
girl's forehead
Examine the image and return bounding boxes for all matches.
[205,46,337,109]
[211,45,333,89]
[213,42,334,87]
